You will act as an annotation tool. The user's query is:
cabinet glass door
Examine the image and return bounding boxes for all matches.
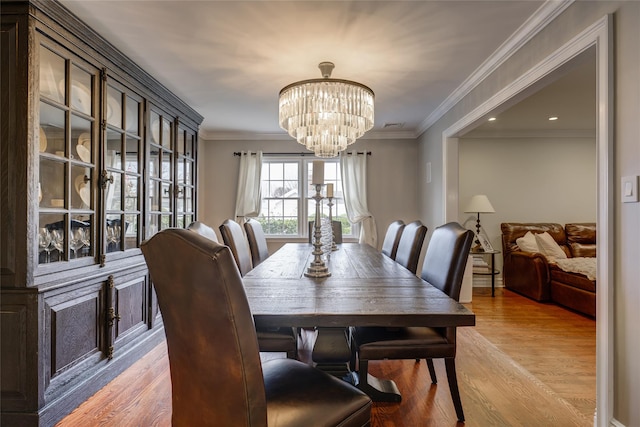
[147,109,174,238]
[38,44,97,265]
[103,82,143,254]
[175,126,196,228]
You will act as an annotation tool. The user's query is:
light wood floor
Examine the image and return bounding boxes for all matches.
[57,287,595,426]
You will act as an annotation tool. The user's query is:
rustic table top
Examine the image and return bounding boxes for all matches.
[243,243,475,329]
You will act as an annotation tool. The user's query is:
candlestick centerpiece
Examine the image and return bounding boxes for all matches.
[326,183,338,252]
[305,162,330,278]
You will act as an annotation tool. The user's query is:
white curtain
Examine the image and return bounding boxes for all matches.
[234,151,263,221]
[340,151,377,247]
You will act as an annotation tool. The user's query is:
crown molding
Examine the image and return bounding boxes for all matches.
[462,129,595,139]
[199,129,417,142]
[417,0,574,136]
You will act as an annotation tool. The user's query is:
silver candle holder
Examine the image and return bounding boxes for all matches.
[327,197,338,251]
[305,184,331,278]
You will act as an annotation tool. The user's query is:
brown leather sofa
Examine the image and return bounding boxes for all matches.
[501,222,596,317]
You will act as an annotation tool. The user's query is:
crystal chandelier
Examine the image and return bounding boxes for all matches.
[279,62,374,158]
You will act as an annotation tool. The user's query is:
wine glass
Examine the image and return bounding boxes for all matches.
[51,229,64,261]
[106,225,116,252]
[112,224,121,248]
[38,228,52,263]
[69,228,85,259]
[80,227,91,255]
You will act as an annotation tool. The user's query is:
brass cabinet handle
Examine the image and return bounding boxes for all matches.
[100,170,114,189]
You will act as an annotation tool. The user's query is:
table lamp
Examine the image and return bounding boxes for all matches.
[464,194,495,251]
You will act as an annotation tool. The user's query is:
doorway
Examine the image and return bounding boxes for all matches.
[442,15,613,425]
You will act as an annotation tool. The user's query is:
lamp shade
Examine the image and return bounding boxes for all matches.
[464,195,495,213]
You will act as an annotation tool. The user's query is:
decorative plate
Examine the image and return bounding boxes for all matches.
[39,128,48,152]
[76,133,91,162]
[151,118,160,143]
[61,81,92,114]
[75,175,91,207]
[106,94,122,126]
[76,144,91,163]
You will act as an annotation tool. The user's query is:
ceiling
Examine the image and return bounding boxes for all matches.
[465,49,596,137]
[58,0,591,141]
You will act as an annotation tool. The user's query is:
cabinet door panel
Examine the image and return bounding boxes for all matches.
[0,304,28,400]
[45,283,105,379]
[113,274,148,349]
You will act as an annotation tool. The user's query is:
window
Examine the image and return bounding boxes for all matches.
[257,157,354,238]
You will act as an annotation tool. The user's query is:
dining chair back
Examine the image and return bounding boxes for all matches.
[219,219,253,276]
[381,220,405,260]
[394,220,427,274]
[351,222,474,422]
[420,222,474,302]
[220,219,297,358]
[244,218,270,266]
[141,229,372,426]
[187,220,219,243]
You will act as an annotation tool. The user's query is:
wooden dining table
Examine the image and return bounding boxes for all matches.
[243,242,475,401]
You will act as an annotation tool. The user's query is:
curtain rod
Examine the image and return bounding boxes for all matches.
[233,151,371,157]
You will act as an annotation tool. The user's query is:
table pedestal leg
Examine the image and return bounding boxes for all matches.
[312,327,404,401]
[352,365,402,402]
[312,327,352,381]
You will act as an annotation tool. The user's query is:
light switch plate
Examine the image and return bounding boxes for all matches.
[622,175,639,203]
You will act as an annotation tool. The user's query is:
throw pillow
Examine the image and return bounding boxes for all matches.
[534,232,568,261]
[515,231,539,253]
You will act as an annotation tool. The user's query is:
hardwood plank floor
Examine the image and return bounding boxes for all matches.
[469,287,596,418]
[56,287,595,426]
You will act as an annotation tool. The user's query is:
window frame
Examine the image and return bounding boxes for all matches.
[258,156,357,240]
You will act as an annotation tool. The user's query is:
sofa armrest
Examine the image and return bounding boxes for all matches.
[503,251,551,301]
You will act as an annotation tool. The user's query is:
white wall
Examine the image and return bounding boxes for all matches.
[197,137,420,252]
[418,2,640,425]
[458,135,597,272]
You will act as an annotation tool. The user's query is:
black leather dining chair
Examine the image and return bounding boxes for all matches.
[219,219,254,277]
[141,229,372,427]
[381,220,405,260]
[351,222,474,422]
[393,220,427,274]
[187,220,219,243]
[215,219,297,359]
[244,218,270,267]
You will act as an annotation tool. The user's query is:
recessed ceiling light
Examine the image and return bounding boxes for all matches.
[488,117,497,122]
[548,116,559,121]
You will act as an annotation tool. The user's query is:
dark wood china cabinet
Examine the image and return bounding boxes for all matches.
[1,1,203,425]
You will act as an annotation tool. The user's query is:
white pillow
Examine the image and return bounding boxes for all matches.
[534,232,568,261]
[515,231,539,253]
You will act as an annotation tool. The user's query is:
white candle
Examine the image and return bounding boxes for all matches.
[326,183,334,198]
[312,160,324,184]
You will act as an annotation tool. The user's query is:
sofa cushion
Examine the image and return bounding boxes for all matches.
[535,232,568,261]
[565,223,596,257]
[515,231,539,253]
[501,223,566,258]
[550,266,596,293]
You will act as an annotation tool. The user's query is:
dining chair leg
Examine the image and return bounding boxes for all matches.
[349,337,358,372]
[426,358,437,384]
[445,357,464,422]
